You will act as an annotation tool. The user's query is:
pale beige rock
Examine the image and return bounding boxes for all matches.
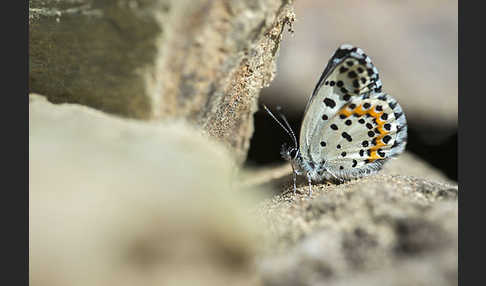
[241,145,458,285]
[29,0,295,163]
[29,95,264,286]
[255,175,458,286]
[29,94,458,286]
[241,151,456,194]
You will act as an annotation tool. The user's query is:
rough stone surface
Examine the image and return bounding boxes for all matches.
[29,94,264,286]
[242,151,456,195]
[252,172,457,286]
[29,0,295,163]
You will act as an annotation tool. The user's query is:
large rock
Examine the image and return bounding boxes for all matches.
[252,168,458,285]
[29,94,458,286]
[29,94,263,286]
[29,0,295,163]
[242,151,456,195]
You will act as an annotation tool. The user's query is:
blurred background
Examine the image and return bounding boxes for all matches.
[246,0,457,181]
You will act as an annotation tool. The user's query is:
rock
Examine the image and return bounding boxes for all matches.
[244,142,457,285]
[29,94,458,286]
[29,0,295,163]
[254,174,457,286]
[29,94,264,286]
[242,150,456,195]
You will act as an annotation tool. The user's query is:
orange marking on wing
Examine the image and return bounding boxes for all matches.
[339,108,353,118]
[364,104,394,163]
[353,104,367,116]
[340,102,393,165]
[369,150,381,160]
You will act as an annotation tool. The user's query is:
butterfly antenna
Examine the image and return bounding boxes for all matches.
[262,105,296,145]
[275,106,298,150]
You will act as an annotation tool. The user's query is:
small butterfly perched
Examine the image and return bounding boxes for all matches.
[264,44,407,195]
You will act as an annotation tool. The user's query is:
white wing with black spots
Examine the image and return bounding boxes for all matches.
[299,44,383,166]
[311,92,407,181]
[271,44,408,192]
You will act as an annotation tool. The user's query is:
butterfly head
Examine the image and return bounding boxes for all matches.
[280,143,300,162]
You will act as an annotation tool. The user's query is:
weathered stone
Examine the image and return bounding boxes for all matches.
[241,151,456,196]
[29,0,295,163]
[29,94,264,286]
[253,173,458,286]
[29,94,458,286]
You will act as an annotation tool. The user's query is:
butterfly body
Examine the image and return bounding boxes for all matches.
[277,44,407,190]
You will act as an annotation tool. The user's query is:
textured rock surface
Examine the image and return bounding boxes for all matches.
[254,174,458,286]
[29,0,295,163]
[29,94,264,286]
[242,151,456,195]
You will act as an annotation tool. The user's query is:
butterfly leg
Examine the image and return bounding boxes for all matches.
[293,171,297,195]
[307,174,312,197]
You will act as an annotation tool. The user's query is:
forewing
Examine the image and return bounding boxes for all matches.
[299,44,383,159]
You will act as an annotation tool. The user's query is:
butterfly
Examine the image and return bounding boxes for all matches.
[264,44,407,195]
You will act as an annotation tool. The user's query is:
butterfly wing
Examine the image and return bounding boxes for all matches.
[299,44,407,180]
[315,92,407,179]
[299,44,382,161]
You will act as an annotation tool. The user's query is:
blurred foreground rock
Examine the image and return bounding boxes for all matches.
[29,0,295,163]
[29,94,264,286]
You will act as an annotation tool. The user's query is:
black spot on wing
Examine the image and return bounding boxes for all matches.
[348,71,358,78]
[342,132,352,142]
[378,94,388,101]
[334,48,350,59]
[383,135,392,144]
[324,98,336,108]
[377,149,385,157]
